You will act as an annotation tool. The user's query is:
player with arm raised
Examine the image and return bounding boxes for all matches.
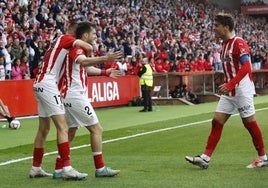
[30,22,94,180]
[53,21,121,179]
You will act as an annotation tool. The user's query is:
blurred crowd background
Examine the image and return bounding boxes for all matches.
[0,0,267,80]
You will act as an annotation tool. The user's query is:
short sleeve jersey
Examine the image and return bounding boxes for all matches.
[35,35,76,83]
[59,46,87,98]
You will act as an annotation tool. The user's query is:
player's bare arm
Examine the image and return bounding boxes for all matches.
[77,50,122,67]
[74,40,93,56]
[106,68,121,78]
[86,66,121,78]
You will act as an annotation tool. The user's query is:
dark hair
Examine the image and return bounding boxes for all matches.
[75,21,96,39]
[66,22,78,34]
[215,13,234,32]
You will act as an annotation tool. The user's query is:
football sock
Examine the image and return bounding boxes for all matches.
[55,156,63,170]
[204,119,223,157]
[31,166,41,170]
[259,155,267,161]
[244,121,266,156]
[58,142,71,167]
[32,148,44,167]
[63,166,72,172]
[93,152,105,170]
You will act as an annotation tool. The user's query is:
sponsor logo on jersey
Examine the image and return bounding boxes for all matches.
[33,87,44,92]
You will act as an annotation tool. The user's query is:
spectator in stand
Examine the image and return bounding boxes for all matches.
[0,40,7,77]
[170,60,177,72]
[20,54,29,79]
[163,59,171,72]
[195,54,205,71]
[2,44,12,79]
[122,37,132,57]
[260,50,266,69]
[189,57,197,72]
[11,58,23,80]
[264,52,268,69]
[0,54,5,80]
[10,38,22,60]
[133,53,143,75]
[185,60,191,72]
[148,57,156,72]
[204,54,213,71]
[154,57,165,72]
[116,56,127,76]
[126,56,135,75]
[29,36,43,78]
[177,57,187,72]
[37,40,46,61]
[253,50,263,70]
[20,41,29,59]
[158,47,169,61]
[0,0,267,80]
[104,37,116,51]
[212,47,222,71]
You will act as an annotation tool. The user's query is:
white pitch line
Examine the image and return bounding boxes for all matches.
[1,107,268,166]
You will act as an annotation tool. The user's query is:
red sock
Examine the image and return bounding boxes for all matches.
[58,142,71,167]
[204,119,224,157]
[93,154,104,169]
[244,121,266,156]
[55,156,63,170]
[32,148,44,167]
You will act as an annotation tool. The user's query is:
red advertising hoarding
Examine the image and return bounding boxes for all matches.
[0,75,140,117]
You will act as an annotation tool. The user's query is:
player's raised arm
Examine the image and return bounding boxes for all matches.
[74,40,94,56]
[77,50,122,67]
[86,66,121,78]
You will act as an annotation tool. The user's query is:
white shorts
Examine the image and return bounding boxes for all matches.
[216,95,255,118]
[63,94,99,128]
[33,82,65,117]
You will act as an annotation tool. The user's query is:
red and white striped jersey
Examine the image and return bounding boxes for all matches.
[59,46,87,99]
[221,36,255,96]
[35,34,76,83]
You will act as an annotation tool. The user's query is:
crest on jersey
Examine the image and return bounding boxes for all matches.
[240,48,246,54]
[238,42,247,54]
[76,49,84,55]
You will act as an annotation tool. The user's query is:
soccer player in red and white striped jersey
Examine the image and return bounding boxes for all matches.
[30,23,93,180]
[185,13,267,169]
[56,21,121,178]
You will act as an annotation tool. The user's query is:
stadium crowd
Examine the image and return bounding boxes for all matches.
[0,0,267,80]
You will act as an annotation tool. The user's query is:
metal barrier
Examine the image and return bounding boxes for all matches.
[153,70,268,98]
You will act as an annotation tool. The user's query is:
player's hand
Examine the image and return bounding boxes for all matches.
[106,49,122,62]
[106,68,121,78]
[218,84,229,95]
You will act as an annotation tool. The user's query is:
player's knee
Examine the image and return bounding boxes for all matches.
[212,119,223,130]
[88,123,103,134]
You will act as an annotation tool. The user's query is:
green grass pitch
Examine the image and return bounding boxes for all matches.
[0,96,268,188]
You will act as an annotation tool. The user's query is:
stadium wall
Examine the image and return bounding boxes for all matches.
[1,71,268,117]
[0,75,140,117]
